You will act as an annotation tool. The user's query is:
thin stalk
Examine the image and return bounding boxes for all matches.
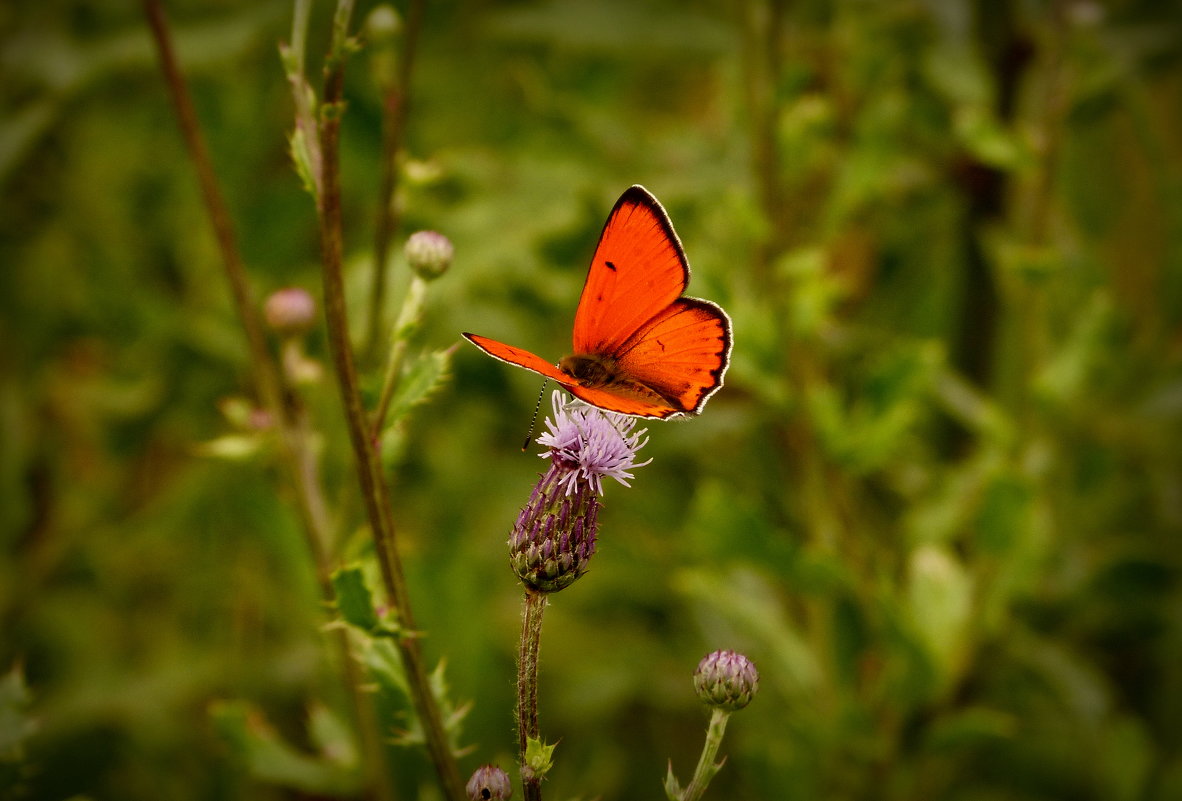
[314,4,465,798]
[370,273,428,437]
[365,0,428,357]
[141,3,392,799]
[517,590,548,801]
[679,708,731,801]
[143,0,278,411]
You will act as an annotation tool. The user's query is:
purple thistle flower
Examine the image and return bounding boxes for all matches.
[509,391,650,593]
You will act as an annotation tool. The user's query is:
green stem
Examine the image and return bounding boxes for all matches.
[365,0,427,358]
[680,708,731,801]
[517,590,548,801]
[370,274,428,437]
[314,3,465,798]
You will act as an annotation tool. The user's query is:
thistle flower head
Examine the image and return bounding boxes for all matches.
[694,650,759,711]
[509,392,650,593]
[466,764,512,800]
[536,392,651,495]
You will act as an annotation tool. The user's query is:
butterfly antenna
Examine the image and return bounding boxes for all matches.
[521,381,549,452]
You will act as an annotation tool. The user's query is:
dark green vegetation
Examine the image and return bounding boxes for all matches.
[3,1,1181,799]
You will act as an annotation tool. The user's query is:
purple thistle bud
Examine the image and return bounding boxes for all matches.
[466,763,512,800]
[694,650,759,711]
[264,287,317,335]
[509,392,650,593]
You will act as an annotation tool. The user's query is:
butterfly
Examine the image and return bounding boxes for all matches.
[463,185,732,419]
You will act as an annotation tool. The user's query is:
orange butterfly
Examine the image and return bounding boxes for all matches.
[464,186,732,419]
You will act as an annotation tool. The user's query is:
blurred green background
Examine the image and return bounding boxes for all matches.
[3,0,1182,799]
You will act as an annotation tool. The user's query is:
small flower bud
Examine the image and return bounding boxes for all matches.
[264,287,317,335]
[466,764,512,800]
[405,230,453,280]
[364,4,402,44]
[694,650,759,711]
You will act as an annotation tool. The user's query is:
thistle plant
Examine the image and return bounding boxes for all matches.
[512,392,650,800]
[147,3,753,798]
[665,650,760,801]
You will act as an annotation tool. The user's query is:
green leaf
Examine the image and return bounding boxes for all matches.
[195,433,263,461]
[664,760,684,800]
[331,564,380,632]
[210,700,361,795]
[0,666,34,761]
[524,736,557,780]
[385,347,453,426]
[907,544,974,697]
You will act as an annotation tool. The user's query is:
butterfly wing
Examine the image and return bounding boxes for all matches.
[462,333,575,386]
[566,385,684,419]
[572,186,689,355]
[611,297,732,416]
[465,332,683,418]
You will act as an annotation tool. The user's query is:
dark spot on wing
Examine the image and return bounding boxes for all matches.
[605,260,617,271]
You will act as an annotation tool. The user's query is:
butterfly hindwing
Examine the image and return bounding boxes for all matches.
[572,186,690,356]
[613,298,732,416]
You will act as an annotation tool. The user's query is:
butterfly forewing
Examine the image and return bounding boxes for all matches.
[572,186,690,356]
[462,333,575,386]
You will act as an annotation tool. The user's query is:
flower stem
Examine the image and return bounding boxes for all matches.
[366,0,432,359]
[517,590,548,801]
[365,0,427,358]
[314,3,465,799]
[680,708,731,801]
[370,273,428,438]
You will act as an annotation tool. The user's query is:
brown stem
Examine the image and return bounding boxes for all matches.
[315,5,465,798]
[142,0,278,412]
[143,3,393,798]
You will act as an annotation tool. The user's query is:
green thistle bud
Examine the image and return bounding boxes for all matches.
[466,764,512,800]
[405,230,453,280]
[694,650,759,711]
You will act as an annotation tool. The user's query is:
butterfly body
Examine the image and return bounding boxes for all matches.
[464,186,732,419]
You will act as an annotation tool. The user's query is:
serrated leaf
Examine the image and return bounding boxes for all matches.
[331,565,380,632]
[664,760,684,800]
[385,347,452,426]
[360,638,409,699]
[524,736,556,779]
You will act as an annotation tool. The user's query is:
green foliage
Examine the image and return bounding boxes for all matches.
[3,0,1182,800]
[211,700,362,794]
